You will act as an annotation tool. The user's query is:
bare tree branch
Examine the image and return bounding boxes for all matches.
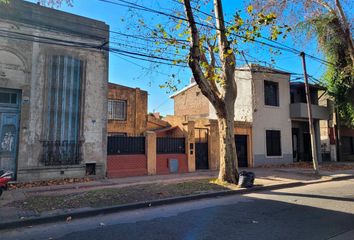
[183,0,223,108]
[214,0,237,102]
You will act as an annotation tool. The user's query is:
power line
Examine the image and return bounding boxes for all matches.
[3,0,336,72]
[0,28,315,77]
[2,0,336,73]
[98,0,335,68]
[113,52,182,77]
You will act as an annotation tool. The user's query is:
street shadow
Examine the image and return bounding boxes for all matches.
[57,195,354,240]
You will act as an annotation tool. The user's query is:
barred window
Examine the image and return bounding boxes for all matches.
[42,55,83,166]
[108,100,127,120]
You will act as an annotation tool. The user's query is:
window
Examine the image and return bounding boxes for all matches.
[266,130,282,156]
[264,80,279,106]
[42,55,83,165]
[0,92,18,105]
[108,100,127,120]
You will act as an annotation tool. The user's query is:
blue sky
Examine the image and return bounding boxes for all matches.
[27,0,326,115]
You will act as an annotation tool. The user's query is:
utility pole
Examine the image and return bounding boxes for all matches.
[300,52,320,174]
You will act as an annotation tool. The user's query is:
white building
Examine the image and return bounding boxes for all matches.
[207,65,293,166]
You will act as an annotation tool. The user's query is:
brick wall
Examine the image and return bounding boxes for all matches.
[173,84,210,117]
[156,154,188,175]
[107,154,147,178]
[108,83,148,136]
[147,114,170,131]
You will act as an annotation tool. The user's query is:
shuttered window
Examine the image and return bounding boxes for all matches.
[266,130,282,156]
[108,100,127,120]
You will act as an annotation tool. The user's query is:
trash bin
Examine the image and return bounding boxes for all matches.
[238,171,255,188]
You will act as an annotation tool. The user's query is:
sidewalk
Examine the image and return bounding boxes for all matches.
[1,167,353,230]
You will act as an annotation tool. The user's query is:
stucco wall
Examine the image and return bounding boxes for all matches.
[0,1,109,181]
[252,71,293,166]
[107,83,147,136]
[208,70,253,122]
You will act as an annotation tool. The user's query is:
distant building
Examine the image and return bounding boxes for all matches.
[0,0,109,181]
[289,82,331,163]
[317,89,354,162]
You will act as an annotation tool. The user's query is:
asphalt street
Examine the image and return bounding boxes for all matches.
[2,179,354,240]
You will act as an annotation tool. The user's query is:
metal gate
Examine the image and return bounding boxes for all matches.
[195,128,209,170]
[235,135,248,168]
[0,89,21,178]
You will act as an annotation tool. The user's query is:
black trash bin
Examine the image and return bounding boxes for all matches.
[238,171,255,188]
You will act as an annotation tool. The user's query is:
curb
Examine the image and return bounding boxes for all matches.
[1,174,353,230]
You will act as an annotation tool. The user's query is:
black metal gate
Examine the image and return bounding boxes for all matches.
[235,135,248,168]
[195,128,209,170]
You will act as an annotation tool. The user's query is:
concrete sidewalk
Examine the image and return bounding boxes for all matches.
[0,167,353,230]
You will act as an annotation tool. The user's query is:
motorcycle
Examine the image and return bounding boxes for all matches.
[0,170,13,197]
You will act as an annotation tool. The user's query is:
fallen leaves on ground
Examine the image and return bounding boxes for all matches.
[8,177,94,190]
[10,179,232,213]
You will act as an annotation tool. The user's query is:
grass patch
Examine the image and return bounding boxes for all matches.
[12,179,236,213]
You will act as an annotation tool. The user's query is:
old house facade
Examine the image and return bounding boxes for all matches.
[0,0,109,181]
[107,83,147,136]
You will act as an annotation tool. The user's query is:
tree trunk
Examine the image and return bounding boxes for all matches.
[217,104,238,183]
[183,0,238,183]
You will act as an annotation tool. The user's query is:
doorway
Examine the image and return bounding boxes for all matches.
[235,135,248,168]
[0,89,21,179]
[195,128,209,170]
[303,132,312,162]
